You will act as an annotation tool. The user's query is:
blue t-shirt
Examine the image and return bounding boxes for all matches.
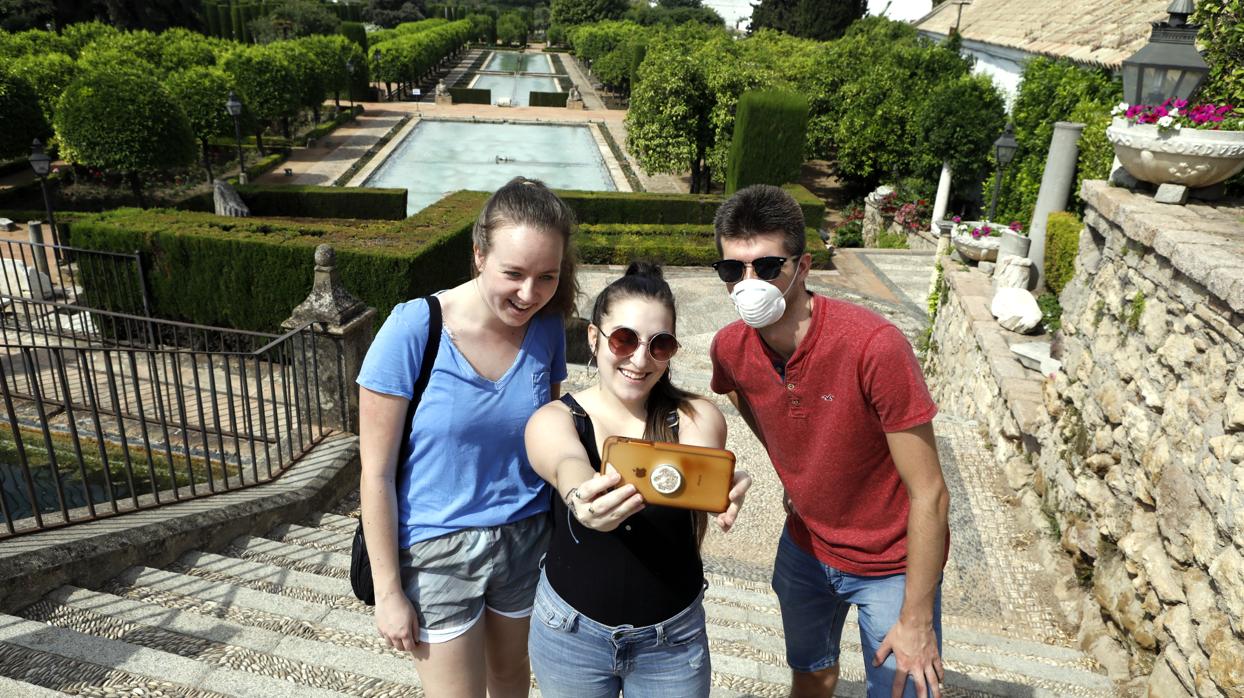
[357,296,567,547]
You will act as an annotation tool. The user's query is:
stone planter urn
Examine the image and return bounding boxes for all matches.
[952,234,999,263]
[1105,117,1244,189]
[998,231,1031,259]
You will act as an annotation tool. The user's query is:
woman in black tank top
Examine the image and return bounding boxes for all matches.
[524,263,752,698]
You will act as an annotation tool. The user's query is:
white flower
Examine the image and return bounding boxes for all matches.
[1169,107,1180,117]
[1157,115,1175,129]
[1111,101,1129,116]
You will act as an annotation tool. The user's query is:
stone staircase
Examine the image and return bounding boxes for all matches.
[0,511,1117,697]
[851,249,940,317]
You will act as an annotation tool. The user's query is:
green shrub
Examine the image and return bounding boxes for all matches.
[1037,292,1062,332]
[67,191,487,332]
[1044,210,1081,295]
[984,58,1119,224]
[1192,0,1244,109]
[577,223,829,267]
[529,91,569,107]
[179,185,407,220]
[725,90,809,195]
[450,87,491,104]
[1070,99,1114,209]
[554,184,823,230]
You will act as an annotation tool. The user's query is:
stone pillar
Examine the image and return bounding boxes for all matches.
[1027,121,1084,289]
[281,245,376,434]
[27,220,50,279]
[214,180,250,217]
[930,161,952,236]
[862,184,894,248]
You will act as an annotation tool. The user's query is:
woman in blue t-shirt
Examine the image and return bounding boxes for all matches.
[356,177,577,698]
[523,263,752,697]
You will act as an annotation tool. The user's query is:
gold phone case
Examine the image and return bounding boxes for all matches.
[600,436,736,513]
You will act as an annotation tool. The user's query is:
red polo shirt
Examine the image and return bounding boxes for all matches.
[710,294,939,576]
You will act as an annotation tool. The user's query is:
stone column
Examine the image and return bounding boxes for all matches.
[281,244,376,434]
[27,220,50,278]
[930,161,952,236]
[862,184,893,248]
[1027,121,1084,289]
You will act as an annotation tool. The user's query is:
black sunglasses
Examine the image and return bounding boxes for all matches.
[711,256,792,283]
[603,326,680,363]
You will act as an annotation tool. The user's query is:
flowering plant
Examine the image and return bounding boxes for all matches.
[950,216,1023,240]
[1111,99,1244,133]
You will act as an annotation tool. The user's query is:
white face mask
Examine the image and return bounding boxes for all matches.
[730,275,797,328]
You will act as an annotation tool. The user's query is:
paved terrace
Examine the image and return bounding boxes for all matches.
[0,255,1121,696]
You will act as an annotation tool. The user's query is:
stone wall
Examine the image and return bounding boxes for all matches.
[926,180,1244,696]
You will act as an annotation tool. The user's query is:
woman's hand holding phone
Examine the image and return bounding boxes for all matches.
[568,463,646,532]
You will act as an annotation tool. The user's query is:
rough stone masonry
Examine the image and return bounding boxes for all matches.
[926,180,1244,696]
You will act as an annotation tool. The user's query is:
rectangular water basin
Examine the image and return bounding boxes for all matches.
[362,120,616,215]
[485,51,554,74]
[470,74,559,106]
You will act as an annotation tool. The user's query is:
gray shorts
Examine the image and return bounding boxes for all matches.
[399,512,550,643]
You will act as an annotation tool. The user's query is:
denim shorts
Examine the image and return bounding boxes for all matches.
[398,512,549,643]
[771,526,943,698]
[528,570,711,698]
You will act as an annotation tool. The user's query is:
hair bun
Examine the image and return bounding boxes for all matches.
[624,260,664,281]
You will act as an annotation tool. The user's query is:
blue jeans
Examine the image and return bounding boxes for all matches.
[528,571,711,698]
[772,526,943,698]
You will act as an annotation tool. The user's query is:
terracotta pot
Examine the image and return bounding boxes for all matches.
[1106,117,1244,188]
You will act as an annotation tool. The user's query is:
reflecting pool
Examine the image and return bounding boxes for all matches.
[485,51,553,73]
[470,74,559,106]
[363,120,616,214]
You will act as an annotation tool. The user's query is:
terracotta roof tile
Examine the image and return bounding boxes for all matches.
[915,0,1170,68]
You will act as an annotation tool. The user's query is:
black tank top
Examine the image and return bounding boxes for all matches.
[544,394,704,627]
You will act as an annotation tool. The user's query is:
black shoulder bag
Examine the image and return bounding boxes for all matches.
[351,295,442,606]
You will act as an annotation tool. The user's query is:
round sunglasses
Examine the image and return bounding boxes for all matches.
[711,255,793,283]
[602,326,680,363]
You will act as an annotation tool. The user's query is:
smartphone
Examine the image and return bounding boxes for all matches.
[600,436,736,513]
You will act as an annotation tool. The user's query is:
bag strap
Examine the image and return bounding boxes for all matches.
[398,295,442,464]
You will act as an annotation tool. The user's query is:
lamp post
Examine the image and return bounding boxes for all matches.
[225,91,247,184]
[986,122,1019,222]
[28,138,62,258]
[1121,0,1209,106]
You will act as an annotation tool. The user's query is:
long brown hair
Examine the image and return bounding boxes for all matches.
[591,261,709,546]
[472,176,580,318]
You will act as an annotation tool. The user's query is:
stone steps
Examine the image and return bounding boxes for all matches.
[0,510,1117,697]
[852,250,939,315]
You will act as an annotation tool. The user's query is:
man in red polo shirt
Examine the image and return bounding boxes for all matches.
[708,185,951,698]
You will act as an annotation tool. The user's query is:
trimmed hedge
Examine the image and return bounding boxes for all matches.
[726,91,809,195]
[555,184,824,231]
[1044,211,1081,295]
[577,223,830,267]
[66,191,487,332]
[450,87,492,104]
[529,91,569,107]
[180,185,407,220]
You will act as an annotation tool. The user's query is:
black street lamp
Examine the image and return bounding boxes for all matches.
[225,91,247,184]
[987,122,1019,222]
[28,138,62,253]
[1121,0,1209,106]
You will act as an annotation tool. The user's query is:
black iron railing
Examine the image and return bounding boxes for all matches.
[0,306,340,538]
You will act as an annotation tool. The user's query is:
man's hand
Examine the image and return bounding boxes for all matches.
[874,616,944,698]
[715,470,752,532]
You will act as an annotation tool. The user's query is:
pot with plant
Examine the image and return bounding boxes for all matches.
[1106,99,1244,189]
[950,217,1001,263]
[998,221,1030,259]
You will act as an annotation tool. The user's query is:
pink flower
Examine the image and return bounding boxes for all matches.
[952,215,961,223]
